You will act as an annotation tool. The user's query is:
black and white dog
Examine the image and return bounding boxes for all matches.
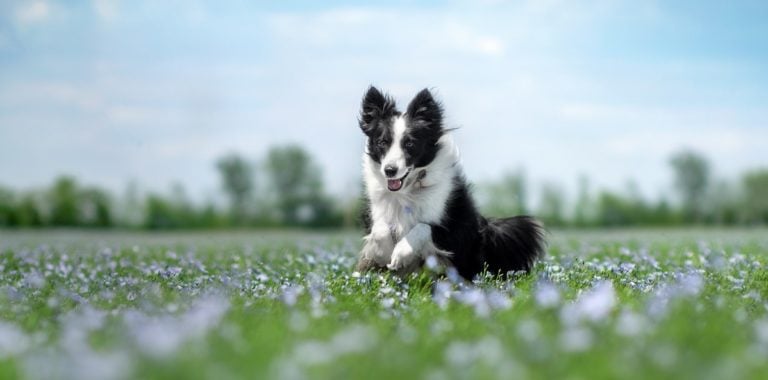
[356,86,545,280]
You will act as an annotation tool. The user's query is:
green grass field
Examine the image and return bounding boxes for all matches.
[1,229,767,379]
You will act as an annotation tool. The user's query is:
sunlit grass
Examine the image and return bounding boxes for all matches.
[0,229,766,379]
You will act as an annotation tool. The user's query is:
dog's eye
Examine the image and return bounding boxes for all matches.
[376,139,387,147]
[405,141,414,148]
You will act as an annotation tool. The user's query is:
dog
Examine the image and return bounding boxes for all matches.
[355,86,545,280]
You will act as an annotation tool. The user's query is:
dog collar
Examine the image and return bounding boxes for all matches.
[414,169,427,189]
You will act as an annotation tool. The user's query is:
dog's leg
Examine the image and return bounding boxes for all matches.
[420,241,453,272]
[355,255,381,272]
[387,223,432,273]
[356,222,395,272]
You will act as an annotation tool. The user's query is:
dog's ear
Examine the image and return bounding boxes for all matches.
[359,86,396,136]
[406,88,443,131]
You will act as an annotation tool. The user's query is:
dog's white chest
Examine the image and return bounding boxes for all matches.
[371,196,421,242]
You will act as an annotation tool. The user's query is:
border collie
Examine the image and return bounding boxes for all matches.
[355,86,545,280]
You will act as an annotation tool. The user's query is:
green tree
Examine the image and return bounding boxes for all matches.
[49,176,80,226]
[742,169,768,224]
[216,153,254,225]
[80,188,112,227]
[538,182,566,227]
[15,193,42,227]
[669,150,710,223]
[651,199,678,226]
[704,180,739,225]
[596,191,634,227]
[573,175,594,227]
[623,180,654,225]
[0,186,17,226]
[144,194,177,229]
[116,181,144,228]
[198,202,227,229]
[143,184,195,229]
[480,170,527,217]
[264,145,337,226]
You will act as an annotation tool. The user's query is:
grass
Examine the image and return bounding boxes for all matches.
[0,228,767,379]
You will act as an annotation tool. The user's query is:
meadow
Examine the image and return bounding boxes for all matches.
[0,228,767,380]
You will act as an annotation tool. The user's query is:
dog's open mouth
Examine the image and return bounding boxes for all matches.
[387,170,410,192]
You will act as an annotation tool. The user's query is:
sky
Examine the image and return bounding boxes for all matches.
[1,0,766,205]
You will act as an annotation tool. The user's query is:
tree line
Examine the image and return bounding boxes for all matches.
[479,150,768,227]
[0,147,766,229]
[0,145,345,229]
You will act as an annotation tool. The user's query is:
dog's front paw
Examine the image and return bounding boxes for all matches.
[355,254,382,272]
[387,240,418,272]
[359,235,393,269]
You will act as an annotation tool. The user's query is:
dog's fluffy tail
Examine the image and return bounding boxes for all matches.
[479,215,546,275]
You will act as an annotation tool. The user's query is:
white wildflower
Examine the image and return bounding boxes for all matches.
[534,280,561,308]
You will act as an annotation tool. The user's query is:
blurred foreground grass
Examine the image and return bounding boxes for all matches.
[0,228,767,379]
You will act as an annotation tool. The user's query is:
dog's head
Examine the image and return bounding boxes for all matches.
[358,86,444,192]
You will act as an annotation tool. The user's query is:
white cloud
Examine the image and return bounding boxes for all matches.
[0,82,103,112]
[92,0,119,21]
[265,8,510,58]
[603,128,754,157]
[16,1,49,24]
[475,37,504,55]
[440,22,506,56]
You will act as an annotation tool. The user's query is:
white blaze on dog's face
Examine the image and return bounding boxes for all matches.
[380,116,409,190]
[358,86,444,192]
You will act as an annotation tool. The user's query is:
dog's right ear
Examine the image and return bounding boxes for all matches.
[359,86,396,136]
[406,88,443,132]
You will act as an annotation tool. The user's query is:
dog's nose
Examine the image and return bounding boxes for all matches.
[384,165,398,178]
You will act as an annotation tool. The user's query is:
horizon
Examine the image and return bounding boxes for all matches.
[1,1,766,206]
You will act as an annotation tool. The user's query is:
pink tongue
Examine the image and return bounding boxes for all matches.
[387,179,403,191]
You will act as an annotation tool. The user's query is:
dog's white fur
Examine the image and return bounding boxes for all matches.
[380,116,409,179]
[360,115,460,273]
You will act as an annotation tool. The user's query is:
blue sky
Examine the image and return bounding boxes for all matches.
[1,0,766,204]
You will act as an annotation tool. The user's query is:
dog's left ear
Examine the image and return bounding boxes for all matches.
[406,88,443,131]
[359,86,396,136]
